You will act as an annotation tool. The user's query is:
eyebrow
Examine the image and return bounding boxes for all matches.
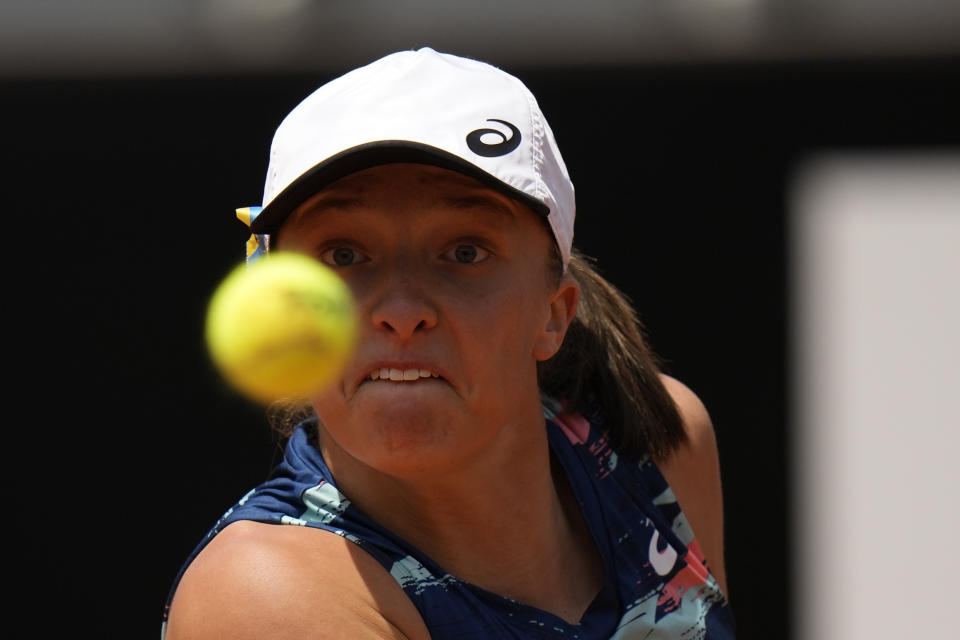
[292,196,363,223]
[438,194,517,221]
[295,193,517,223]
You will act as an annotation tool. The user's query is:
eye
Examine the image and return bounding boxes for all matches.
[319,246,367,267]
[443,243,490,264]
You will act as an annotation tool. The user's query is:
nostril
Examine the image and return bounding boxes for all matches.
[372,309,438,338]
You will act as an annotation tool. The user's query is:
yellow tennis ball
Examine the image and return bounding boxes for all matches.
[205,252,357,404]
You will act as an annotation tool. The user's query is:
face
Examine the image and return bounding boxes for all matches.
[275,163,578,479]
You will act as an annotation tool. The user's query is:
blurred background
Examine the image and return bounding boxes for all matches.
[5,1,959,638]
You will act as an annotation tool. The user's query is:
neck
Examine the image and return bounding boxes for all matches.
[318,409,604,624]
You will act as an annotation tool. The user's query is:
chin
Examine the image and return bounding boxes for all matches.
[316,404,464,477]
[370,407,451,454]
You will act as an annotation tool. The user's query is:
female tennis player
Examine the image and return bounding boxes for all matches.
[163,48,734,639]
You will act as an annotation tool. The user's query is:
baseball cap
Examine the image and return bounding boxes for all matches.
[248,47,576,266]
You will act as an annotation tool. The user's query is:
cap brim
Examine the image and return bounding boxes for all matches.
[250,141,549,235]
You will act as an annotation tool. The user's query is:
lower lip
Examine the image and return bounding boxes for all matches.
[353,377,451,402]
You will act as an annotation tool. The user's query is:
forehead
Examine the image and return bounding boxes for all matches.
[282,163,528,229]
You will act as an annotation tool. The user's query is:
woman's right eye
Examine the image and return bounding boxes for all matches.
[319,247,367,267]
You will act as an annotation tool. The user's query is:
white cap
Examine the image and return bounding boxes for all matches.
[250,47,576,266]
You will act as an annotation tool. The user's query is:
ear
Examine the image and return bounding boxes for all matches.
[533,273,579,361]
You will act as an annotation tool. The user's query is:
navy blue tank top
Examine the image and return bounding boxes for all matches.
[163,402,735,638]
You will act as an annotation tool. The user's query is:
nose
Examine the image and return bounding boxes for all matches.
[369,270,439,340]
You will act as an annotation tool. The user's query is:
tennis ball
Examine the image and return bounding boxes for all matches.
[205,252,357,404]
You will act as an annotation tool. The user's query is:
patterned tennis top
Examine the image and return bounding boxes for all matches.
[163,402,735,639]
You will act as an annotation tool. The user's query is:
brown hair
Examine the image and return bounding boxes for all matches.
[538,247,686,460]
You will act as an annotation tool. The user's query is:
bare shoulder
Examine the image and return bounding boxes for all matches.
[655,374,705,433]
[165,520,430,640]
[655,374,729,597]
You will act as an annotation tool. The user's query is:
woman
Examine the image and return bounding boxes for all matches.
[163,48,734,639]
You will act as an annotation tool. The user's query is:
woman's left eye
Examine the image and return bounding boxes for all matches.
[443,244,490,264]
[318,246,367,267]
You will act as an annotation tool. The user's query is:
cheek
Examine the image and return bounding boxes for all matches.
[455,279,550,368]
[309,383,347,428]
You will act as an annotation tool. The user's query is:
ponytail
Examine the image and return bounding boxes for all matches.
[538,248,687,460]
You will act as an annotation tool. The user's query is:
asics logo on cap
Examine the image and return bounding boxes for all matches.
[466,119,521,157]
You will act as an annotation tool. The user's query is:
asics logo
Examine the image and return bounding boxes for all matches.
[466,119,521,157]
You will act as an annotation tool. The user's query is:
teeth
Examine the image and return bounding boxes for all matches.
[368,368,439,381]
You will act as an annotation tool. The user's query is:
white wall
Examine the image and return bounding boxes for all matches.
[792,154,960,639]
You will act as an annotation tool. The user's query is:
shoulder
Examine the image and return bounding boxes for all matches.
[658,374,715,451]
[165,520,430,640]
[654,374,729,597]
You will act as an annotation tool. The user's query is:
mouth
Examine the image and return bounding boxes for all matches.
[366,367,442,382]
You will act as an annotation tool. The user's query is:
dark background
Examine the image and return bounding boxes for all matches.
[6,56,959,638]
